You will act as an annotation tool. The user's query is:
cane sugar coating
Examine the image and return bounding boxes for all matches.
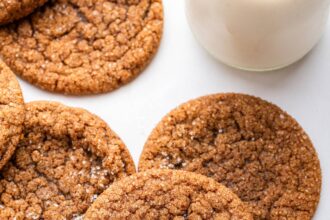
[0,0,163,95]
[139,93,322,220]
[85,169,253,220]
[0,101,136,219]
[0,61,24,171]
[0,0,47,25]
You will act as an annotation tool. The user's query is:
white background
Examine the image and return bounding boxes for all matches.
[20,1,330,219]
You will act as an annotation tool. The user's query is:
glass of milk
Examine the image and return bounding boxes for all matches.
[186,0,330,71]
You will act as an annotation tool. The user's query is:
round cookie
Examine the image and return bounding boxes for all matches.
[139,93,322,220]
[0,0,163,95]
[0,101,136,219]
[0,61,24,170]
[0,0,47,25]
[84,169,253,220]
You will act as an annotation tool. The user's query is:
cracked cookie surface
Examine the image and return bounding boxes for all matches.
[0,60,24,171]
[0,101,135,219]
[0,0,47,25]
[0,0,163,95]
[139,93,322,220]
[84,169,253,220]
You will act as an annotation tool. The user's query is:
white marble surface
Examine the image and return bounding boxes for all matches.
[20,1,330,219]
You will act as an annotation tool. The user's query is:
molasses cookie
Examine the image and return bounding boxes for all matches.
[139,93,322,220]
[0,101,135,219]
[85,169,253,220]
[0,0,163,95]
[0,61,24,170]
[0,0,47,25]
